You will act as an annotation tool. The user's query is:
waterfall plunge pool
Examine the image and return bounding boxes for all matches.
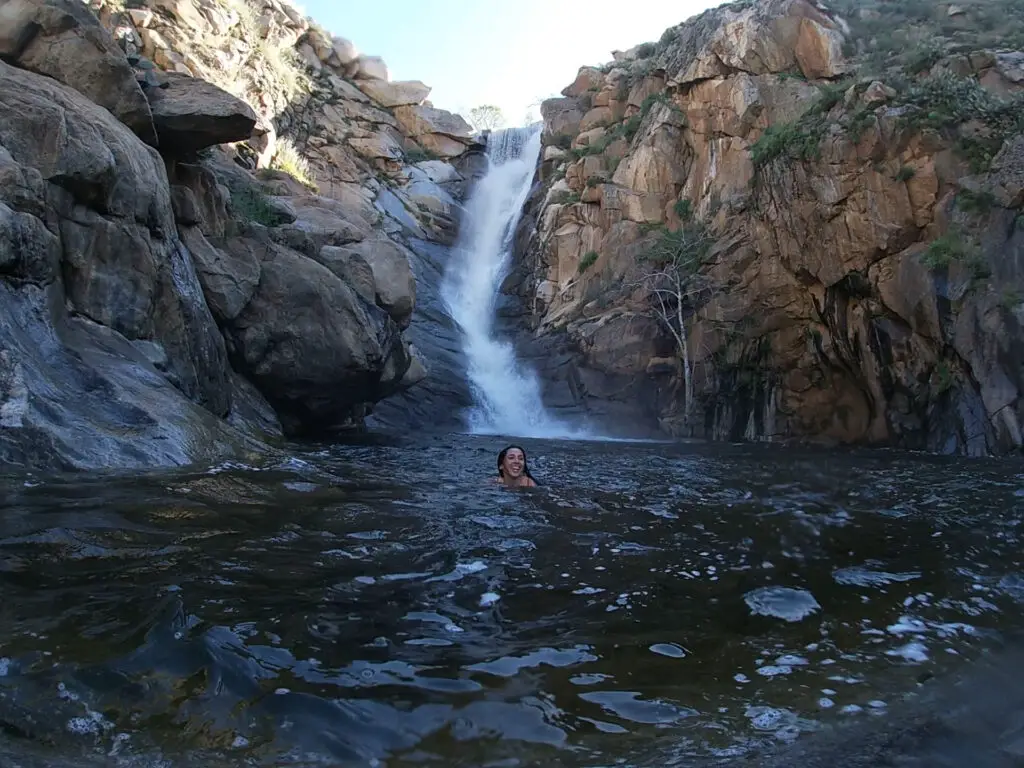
[1,433,1023,766]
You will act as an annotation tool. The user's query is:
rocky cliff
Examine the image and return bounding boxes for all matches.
[514,0,1024,455]
[0,0,479,471]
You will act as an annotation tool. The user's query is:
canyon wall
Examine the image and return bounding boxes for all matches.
[0,0,478,470]
[513,0,1024,455]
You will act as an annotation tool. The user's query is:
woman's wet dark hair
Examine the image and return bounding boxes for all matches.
[497,444,537,482]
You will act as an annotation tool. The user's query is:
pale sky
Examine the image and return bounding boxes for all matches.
[300,0,723,126]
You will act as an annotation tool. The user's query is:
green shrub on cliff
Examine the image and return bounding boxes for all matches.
[578,251,599,273]
[919,231,989,281]
[227,181,289,228]
[750,121,823,167]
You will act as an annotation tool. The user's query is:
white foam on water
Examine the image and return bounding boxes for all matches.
[756,665,793,677]
[885,641,929,662]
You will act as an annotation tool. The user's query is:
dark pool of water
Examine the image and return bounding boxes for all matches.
[1,434,1023,767]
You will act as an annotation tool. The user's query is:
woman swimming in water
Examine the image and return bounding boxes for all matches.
[496,445,538,488]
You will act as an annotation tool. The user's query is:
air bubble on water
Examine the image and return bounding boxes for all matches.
[734,673,750,683]
[57,682,79,702]
[775,655,809,666]
[479,592,501,607]
[840,704,863,714]
[67,717,100,735]
[744,587,821,622]
[232,736,250,748]
[745,706,797,732]
[818,698,835,708]
[649,643,687,659]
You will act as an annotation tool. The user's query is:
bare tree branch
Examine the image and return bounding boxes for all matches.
[632,215,720,416]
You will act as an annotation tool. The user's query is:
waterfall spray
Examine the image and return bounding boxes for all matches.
[441,126,579,438]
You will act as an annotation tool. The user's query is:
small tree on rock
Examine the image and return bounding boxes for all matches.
[468,104,506,132]
[632,208,715,417]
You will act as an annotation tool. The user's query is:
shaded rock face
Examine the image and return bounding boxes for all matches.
[515,0,1024,455]
[0,0,483,470]
[216,234,409,434]
[146,72,258,154]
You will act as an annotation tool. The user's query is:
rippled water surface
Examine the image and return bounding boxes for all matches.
[1,435,1024,766]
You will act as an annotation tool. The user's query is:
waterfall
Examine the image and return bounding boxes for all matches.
[441,126,576,438]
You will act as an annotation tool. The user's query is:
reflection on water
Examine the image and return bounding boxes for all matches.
[1,435,1023,766]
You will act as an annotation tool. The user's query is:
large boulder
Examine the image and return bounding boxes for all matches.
[0,59,230,414]
[356,79,431,108]
[393,104,474,157]
[328,236,416,329]
[0,0,156,143]
[145,71,258,154]
[393,104,473,140]
[219,236,413,434]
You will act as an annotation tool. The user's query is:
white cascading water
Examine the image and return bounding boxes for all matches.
[442,126,579,438]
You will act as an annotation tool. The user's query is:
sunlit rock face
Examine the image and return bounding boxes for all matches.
[513,0,1024,455]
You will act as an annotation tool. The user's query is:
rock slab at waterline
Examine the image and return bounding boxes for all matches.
[514,0,1024,455]
[0,0,480,471]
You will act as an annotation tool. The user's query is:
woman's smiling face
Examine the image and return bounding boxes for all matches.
[502,448,525,478]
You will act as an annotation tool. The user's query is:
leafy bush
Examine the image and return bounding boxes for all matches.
[919,231,989,280]
[227,181,288,227]
[578,251,599,273]
[750,121,823,167]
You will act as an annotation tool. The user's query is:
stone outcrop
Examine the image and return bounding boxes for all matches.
[0,0,481,470]
[147,72,258,153]
[513,0,1024,456]
[0,0,157,142]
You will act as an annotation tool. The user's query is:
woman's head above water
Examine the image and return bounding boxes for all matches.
[497,445,537,487]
